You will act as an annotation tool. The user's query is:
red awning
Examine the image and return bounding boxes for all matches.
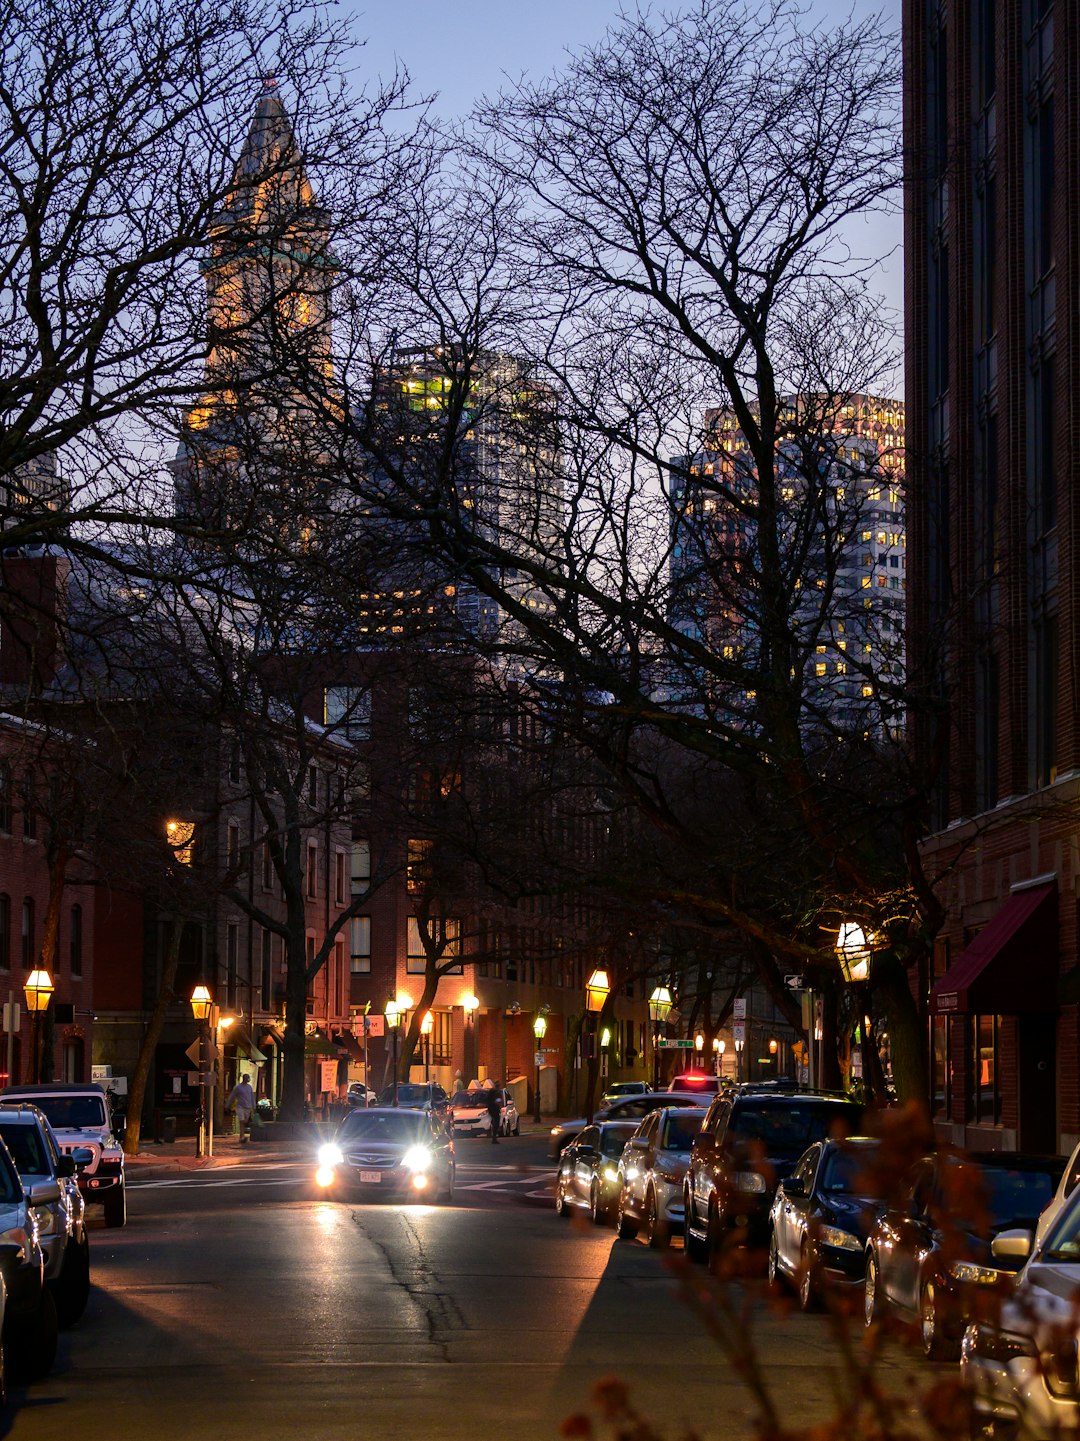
[333,1032,365,1063]
[929,882,1058,1015]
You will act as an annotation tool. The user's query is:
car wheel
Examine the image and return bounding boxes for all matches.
[555,1171,570,1217]
[8,1283,58,1382]
[54,1232,91,1328]
[864,1250,881,1328]
[615,1187,638,1240]
[706,1197,726,1269]
[798,1242,818,1313]
[920,1275,959,1361]
[589,1180,607,1226]
[684,1184,706,1262]
[767,1229,784,1290]
[645,1188,668,1250]
[103,1183,126,1229]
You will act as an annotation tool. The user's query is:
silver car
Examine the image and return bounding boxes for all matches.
[314,1107,455,1203]
[449,1089,519,1138]
[962,1185,1080,1438]
[615,1106,706,1247]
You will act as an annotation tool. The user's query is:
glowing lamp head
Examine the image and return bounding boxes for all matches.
[24,969,54,1013]
[533,1014,547,1040]
[585,968,610,1012]
[189,984,212,1022]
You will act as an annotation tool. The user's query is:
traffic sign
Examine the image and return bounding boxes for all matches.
[784,974,804,990]
[658,1038,694,1049]
[733,998,746,1020]
[364,1015,384,1037]
[732,1020,746,1042]
[184,1036,219,1068]
[534,1051,544,1067]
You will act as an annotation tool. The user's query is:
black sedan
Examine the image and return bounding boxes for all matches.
[555,1122,639,1224]
[864,1149,1064,1359]
[548,1092,705,1159]
[376,1082,452,1127]
[767,1137,883,1311]
[314,1107,456,1202]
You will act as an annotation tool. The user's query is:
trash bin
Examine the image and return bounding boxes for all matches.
[162,1114,176,1144]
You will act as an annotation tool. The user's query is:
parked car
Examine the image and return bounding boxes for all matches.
[449,1088,519,1138]
[0,1131,58,1386]
[346,1082,373,1108]
[314,1107,456,1202]
[1034,1134,1080,1248]
[684,1088,863,1260]
[549,1092,705,1159]
[767,1136,883,1311]
[375,1082,452,1128]
[0,1105,92,1327]
[962,1185,1080,1438]
[2,1083,126,1228]
[865,1150,1064,1360]
[601,1081,651,1105]
[555,1122,639,1224]
[668,1074,722,1097]
[615,1106,707,1247]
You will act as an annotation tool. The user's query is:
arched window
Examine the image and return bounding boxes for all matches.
[21,898,34,967]
[0,894,9,970]
[69,904,82,977]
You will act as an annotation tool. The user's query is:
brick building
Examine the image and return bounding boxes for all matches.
[905,0,1080,1151]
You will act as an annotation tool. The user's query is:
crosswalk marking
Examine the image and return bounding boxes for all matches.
[130,1166,558,1194]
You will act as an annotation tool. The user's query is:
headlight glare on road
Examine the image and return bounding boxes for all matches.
[402,1145,433,1173]
[733,1171,766,1194]
[318,1143,344,1168]
[314,1166,336,1189]
[817,1224,862,1251]
[949,1260,1001,1285]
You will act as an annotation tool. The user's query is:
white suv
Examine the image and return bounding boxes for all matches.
[2,1085,126,1228]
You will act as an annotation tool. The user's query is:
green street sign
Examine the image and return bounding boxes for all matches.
[658,1038,694,1049]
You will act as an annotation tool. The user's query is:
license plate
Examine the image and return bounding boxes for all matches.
[359,1170,381,1183]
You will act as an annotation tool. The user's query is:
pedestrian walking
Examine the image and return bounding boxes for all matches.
[226,1073,255,1143]
[485,1086,502,1145]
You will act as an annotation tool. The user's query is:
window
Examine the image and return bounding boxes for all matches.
[69,904,82,978]
[226,821,240,871]
[350,917,371,975]
[406,916,462,975]
[0,765,10,833]
[306,843,318,899]
[407,917,428,974]
[260,929,272,1011]
[323,685,371,741]
[406,839,432,894]
[228,740,242,785]
[262,838,274,891]
[334,851,346,906]
[970,1014,1002,1125]
[1035,615,1058,786]
[307,765,318,807]
[21,771,35,840]
[430,1012,452,1066]
[21,898,34,968]
[226,921,239,1009]
[351,840,371,894]
[0,894,9,971]
[930,1015,951,1118]
[1037,96,1055,278]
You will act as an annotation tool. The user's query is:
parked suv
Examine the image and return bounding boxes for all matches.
[2,1084,126,1228]
[0,1105,92,1327]
[684,1087,862,1260]
[0,1131,59,1384]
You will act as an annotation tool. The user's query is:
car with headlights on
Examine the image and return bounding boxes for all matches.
[314,1107,455,1202]
[615,1106,707,1247]
[449,1088,519,1138]
[767,1136,882,1310]
[549,1092,704,1159]
[962,1186,1080,1438]
[685,1088,862,1262]
[864,1149,1063,1360]
[555,1122,639,1225]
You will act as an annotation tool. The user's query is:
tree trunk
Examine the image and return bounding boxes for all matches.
[818,980,843,1090]
[124,918,184,1156]
[559,1010,584,1113]
[876,951,929,1109]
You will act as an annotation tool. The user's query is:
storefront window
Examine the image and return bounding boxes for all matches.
[970,1013,1002,1125]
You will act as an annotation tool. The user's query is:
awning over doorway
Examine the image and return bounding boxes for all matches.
[333,1032,364,1063]
[231,1026,267,1066]
[304,1034,340,1057]
[929,882,1057,1015]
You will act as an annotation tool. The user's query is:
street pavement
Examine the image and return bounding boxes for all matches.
[4,1128,943,1441]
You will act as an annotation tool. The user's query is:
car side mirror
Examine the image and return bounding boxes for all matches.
[28,1180,61,1207]
[56,1155,77,1178]
[71,1146,94,1169]
[784,1177,806,1198]
[577,1144,597,1159]
[991,1229,1033,1263]
[631,1137,651,1151]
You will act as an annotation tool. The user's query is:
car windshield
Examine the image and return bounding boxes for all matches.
[606,1084,641,1097]
[0,1148,20,1204]
[734,1103,859,1154]
[599,1128,634,1157]
[11,1095,107,1130]
[0,1123,49,1175]
[378,1085,435,1106]
[663,1115,703,1151]
[339,1112,426,1144]
[960,1162,1057,1231]
[451,1093,492,1108]
[821,1145,879,1194]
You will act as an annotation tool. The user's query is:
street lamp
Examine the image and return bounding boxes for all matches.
[694,1033,704,1068]
[769,1037,778,1075]
[190,984,213,1158]
[648,985,673,1090]
[420,1011,433,1081]
[734,1036,744,1084]
[385,998,402,1106]
[713,1036,725,1076]
[584,969,610,1124]
[532,1013,547,1123]
[836,921,874,1093]
[24,968,53,1084]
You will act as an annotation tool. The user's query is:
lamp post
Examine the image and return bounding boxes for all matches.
[385,998,401,1105]
[532,1013,547,1123]
[648,985,673,1090]
[190,984,212,1159]
[713,1036,725,1077]
[584,968,610,1124]
[734,1036,744,1083]
[462,993,479,1084]
[420,1011,433,1081]
[24,968,53,1084]
[769,1037,778,1077]
[836,921,873,1096]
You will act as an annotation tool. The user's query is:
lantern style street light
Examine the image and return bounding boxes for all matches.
[189,984,213,1157]
[648,985,673,1090]
[420,1011,433,1081]
[734,1035,744,1083]
[385,998,402,1106]
[24,968,53,1085]
[532,1013,547,1123]
[584,969,610,1123]
[836,921,875,1092]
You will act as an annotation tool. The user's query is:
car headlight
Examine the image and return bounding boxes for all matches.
[817,1224,862,1252]
[318,1143,344,1169]
[401,1145,433,1173]
[550,1127,562,1137]
[949,1260,1001,1285]
[732,1171,766,1194]
[32,1208,57,1237]
[603,1166,619,1183]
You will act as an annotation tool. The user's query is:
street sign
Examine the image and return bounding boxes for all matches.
[187,1070,216,1089]
[2,1002,20,1034]
[733,998,746,1020]
[732,1020,746,1042]
[784,974,803,990]
[364,1015,384,1037]
[534,1051,544,1067]
[658,1038,694,1049]
[184,1036,219,1068]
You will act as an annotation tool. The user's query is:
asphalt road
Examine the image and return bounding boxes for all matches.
[4,1133,934,1441]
